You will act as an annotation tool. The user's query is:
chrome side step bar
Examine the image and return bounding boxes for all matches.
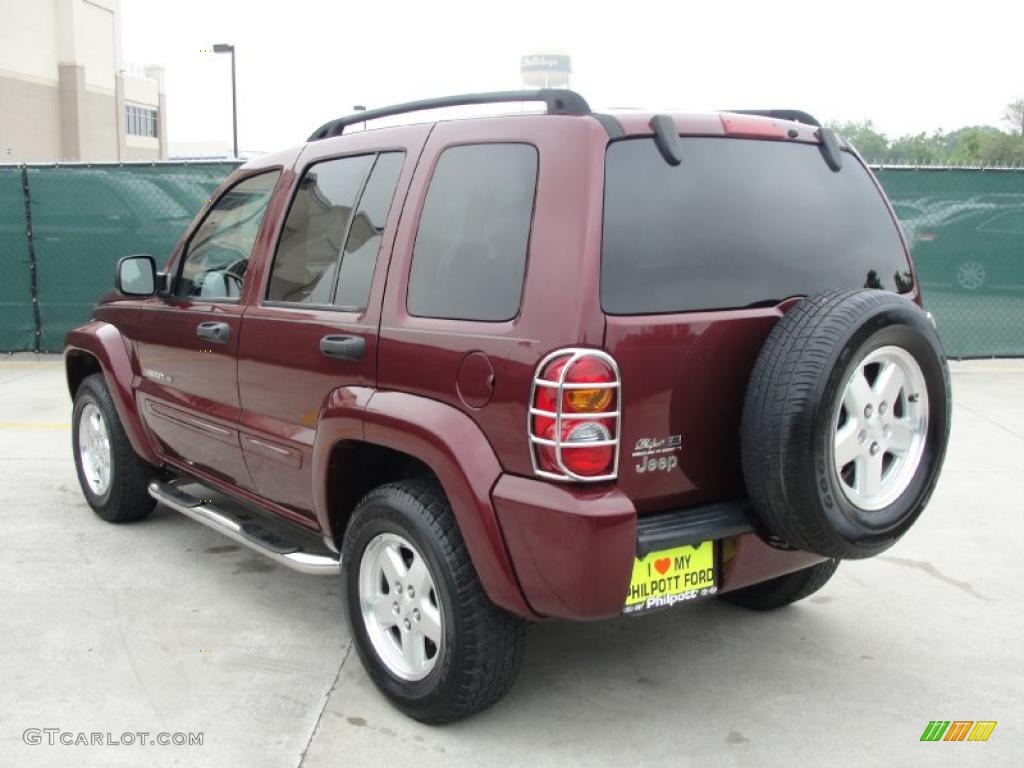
[148,481,341,576]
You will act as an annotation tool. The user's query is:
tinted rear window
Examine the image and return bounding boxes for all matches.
[601,137,912,314]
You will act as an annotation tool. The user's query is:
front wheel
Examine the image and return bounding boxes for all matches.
[72,373,155,523]
[341,479,526,723]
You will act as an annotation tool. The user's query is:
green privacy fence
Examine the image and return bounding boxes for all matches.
[874,167,1024,358]
[0,162,1021,356]
[0,168,36,351]
[0,162,240,351]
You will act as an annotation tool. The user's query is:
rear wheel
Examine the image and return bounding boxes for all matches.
[72,373,156,523]
[722,559,839,611]
[342,478,526,723]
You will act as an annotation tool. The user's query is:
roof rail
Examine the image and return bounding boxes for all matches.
[725,109,821,127]
[307,89,592,141]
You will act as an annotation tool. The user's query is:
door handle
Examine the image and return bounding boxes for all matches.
[319,334,365,361]
[196,321,231,344]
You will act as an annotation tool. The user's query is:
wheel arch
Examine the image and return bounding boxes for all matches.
[64,322,161,466]
[313,388,535,619]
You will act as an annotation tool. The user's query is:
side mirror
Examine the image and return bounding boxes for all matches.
[115,254,159,297]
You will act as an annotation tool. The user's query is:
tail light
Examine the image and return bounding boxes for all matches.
[528,348,620,482]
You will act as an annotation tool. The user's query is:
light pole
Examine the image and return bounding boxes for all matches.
[213,44,238,158]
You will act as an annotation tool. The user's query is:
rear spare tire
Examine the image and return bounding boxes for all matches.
[741,289,950,559]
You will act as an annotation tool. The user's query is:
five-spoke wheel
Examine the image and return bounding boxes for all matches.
[832,345,929,511]
[342,479,526,723]
[358,532,443,681]
[71,373,155,522]
[77,402,112,497]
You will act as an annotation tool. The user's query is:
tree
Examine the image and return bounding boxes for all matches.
[978,132,1024,166]
[887,132,944,165]
[825,106,1023,166]
[1003,99,1024,135]
[942,126,1003,164]
[828,120,890,162]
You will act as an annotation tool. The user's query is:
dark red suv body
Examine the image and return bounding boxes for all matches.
[65,91,948,722]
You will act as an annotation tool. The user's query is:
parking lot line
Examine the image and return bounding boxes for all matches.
[0,421,70,430]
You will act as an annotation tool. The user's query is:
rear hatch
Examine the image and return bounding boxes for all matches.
[602,127,913,513]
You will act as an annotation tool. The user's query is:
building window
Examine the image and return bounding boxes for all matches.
[125,105,158,138]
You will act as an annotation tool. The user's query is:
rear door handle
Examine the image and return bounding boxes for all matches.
[196,321,230,344]
[319,334,365,361]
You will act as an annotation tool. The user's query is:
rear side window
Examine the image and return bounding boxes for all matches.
[601,137,913,315]
[407,143,538,321]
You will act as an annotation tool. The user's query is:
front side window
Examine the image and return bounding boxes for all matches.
[175,170,280,299]
[407,143,538,321]
[336,153,404,309]
[267,151,403,308]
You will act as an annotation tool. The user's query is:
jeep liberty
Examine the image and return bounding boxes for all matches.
[65,90,951,722]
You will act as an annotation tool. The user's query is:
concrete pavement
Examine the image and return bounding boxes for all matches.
[0,356,1021,767]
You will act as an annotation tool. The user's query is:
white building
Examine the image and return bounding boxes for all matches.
[0,0,167,161]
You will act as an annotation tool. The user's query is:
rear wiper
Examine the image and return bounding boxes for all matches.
[817,126,843,172]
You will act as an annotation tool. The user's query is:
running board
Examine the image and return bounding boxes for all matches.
[148,481,341,576]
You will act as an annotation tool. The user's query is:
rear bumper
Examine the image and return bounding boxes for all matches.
[492,474,827,620]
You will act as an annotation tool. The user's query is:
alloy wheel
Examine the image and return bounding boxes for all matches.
[78,402,112,496]
[358,532,443,681]
[832,345,929,512]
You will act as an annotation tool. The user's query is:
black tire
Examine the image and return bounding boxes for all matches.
[72,373,156,523]
[341,478,526,723]
[722,559,840,611]
[741,289,951,559]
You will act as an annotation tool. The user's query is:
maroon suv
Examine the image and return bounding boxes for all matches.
[65,90,951,723]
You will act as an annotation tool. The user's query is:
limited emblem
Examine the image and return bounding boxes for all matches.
[632,434,681,474]
[142,368,173,384]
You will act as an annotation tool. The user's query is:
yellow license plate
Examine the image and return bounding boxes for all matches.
[623,541,717,614]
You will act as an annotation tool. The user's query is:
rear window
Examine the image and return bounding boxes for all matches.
[601,137,912,315]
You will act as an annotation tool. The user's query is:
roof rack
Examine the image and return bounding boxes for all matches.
[307,89,592,141]
[726,109,821,127]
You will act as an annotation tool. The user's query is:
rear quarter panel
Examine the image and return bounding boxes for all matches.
[605,307,784,513]
[377,116,612,477]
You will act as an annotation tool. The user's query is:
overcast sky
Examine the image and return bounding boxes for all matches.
[121,0,1024,155]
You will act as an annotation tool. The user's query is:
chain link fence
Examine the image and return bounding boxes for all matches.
[875,167,1024,358]
[0,161,1021,357]
[0,162,239,351]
